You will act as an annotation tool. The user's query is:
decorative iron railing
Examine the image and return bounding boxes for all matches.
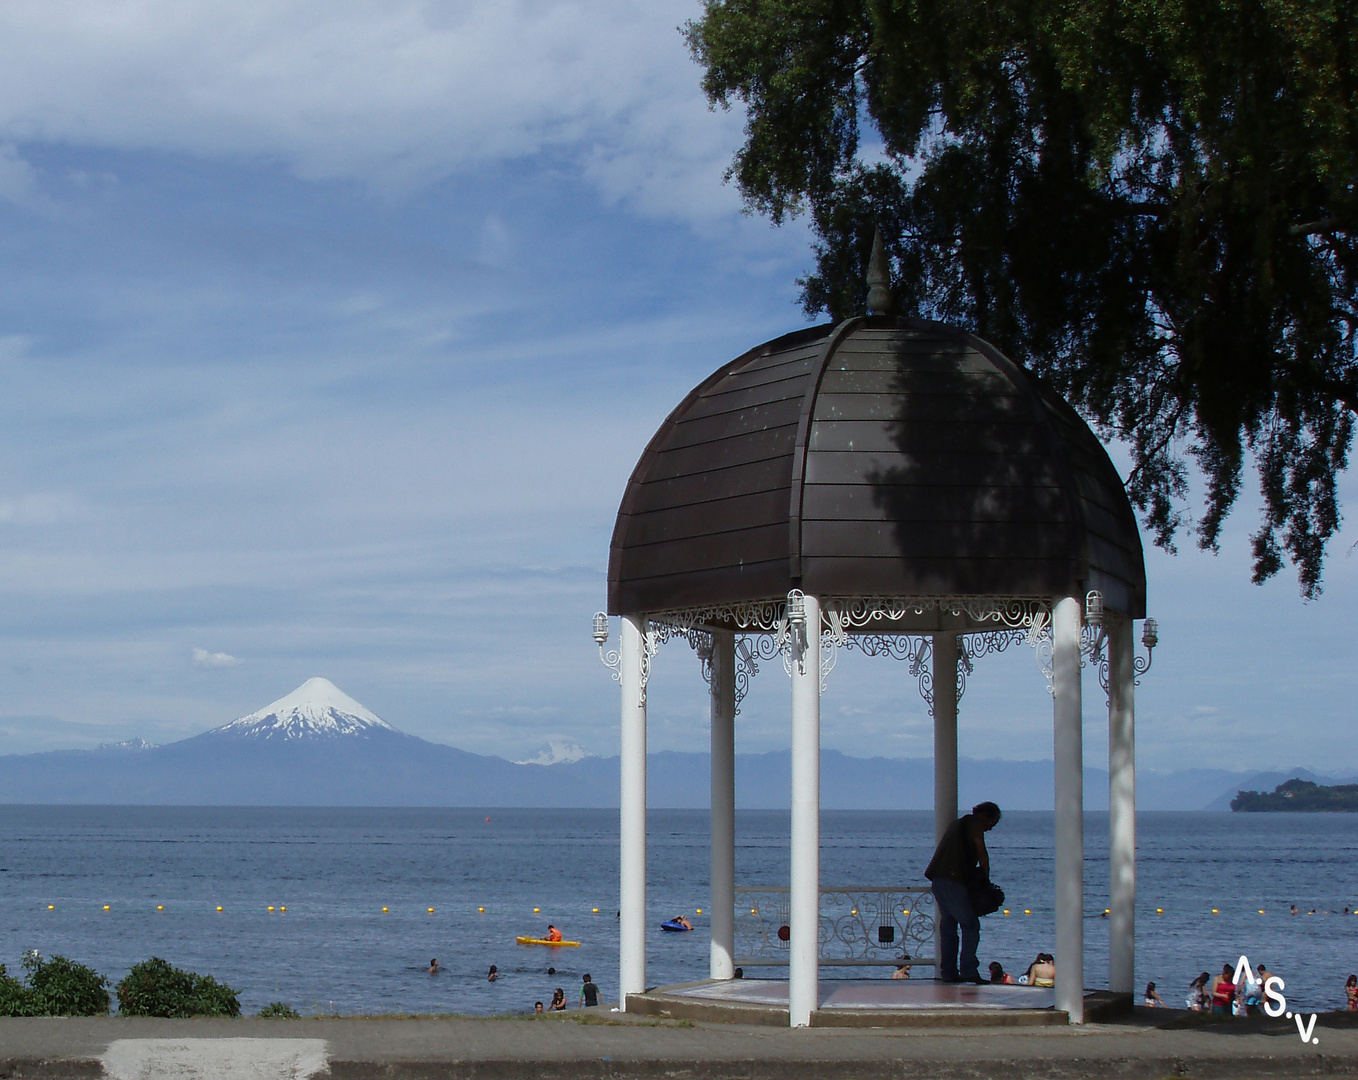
[734,886,937,968]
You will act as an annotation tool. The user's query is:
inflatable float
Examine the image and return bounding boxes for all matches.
[516,935,581,947]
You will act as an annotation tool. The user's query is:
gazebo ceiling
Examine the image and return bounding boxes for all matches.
[608,316,1146,622]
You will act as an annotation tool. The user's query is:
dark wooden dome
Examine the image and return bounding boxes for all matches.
[608,316,1145,621]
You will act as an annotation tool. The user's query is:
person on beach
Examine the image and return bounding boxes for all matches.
[1144,982,1165,1007]
[1238,966,1262,1015]
[1209,963,1235,1015]
[487,965,498,982]
[546,925,563,942]
[428,959,440,974]
[925,800,1002,984]
[549,988,567,1011]
[1346,974,1358,1011]
[580,973,600,1007]
[1024,954,1055,988]
[989,962,1014,985]
[892,963,912,980]
[1187,972,1211,1010]
[534,1001,544,1014]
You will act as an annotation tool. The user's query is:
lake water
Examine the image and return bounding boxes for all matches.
[1,806,1355,1015]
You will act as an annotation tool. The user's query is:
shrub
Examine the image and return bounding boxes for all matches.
[115,957,240,1018]
[0,963,28,1017]
[0,952,110,1016]
[257,1001,300,1018]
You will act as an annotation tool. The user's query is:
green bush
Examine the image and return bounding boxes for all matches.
[0,964,28,1016]
[115,957,240,1018]
[0,952,110,1016]
[257,1001,300,1018]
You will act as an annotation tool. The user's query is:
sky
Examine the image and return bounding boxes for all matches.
[0,0,1353,777]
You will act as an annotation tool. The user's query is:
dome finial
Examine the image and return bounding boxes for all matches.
[866,226,892,316]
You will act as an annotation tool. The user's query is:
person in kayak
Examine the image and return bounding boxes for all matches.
[546,925,563,942]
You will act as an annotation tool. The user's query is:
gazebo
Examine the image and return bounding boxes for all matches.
[593,249,1155,1026]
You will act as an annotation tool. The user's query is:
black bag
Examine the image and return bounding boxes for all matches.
[968,874,1005,917]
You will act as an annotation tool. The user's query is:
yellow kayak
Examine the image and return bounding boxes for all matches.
[516,935,581,947]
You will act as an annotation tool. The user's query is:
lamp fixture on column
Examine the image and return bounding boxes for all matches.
[593,611,622,680]
[1134,618,1158,681]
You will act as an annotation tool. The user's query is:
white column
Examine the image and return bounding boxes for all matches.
[788,594,822,1028]
[618,614,648,1010]
[710,630,736,981]
[1108,616,1136,995]
[932,632,960,844]
[1052,596,1084,1022]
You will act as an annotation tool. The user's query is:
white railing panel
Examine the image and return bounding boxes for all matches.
[734,885,937,968]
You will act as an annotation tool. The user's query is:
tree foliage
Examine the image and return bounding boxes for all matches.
[687,0,1358,594]
[0,952,110,1016]
[115,957,240,1018]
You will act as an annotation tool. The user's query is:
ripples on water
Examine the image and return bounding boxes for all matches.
[0,807,1354,1015]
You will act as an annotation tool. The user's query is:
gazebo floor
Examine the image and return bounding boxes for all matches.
[626,978,1132,1028]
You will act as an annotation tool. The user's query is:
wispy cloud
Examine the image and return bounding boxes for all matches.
[193,648,240,669]
[0,0,745,221]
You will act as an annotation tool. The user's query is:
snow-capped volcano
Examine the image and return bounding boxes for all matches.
[211,677,397,741]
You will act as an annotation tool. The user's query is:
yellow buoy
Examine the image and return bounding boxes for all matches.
[157,905,164,911]
[103,905,110,911]
[1211,908,1219,914]
[751,907,757,914]
[1259,909,1265,914]
[1024,909,1031,915]
[851,908,858,915]
[47,904,54,910]
[428,907,435,913]
[1156,908,1163,913]
[592,908,599,913]
[478,907,484,913]
[901,908,909,915]
[268,906,275,912]
[695,909,703,914]
[1104,908,1110,914]
[382,907,389,913]
[280,906,286,912]
[216,906,223,912]
[533,907,540,913]
[1003,909,1010,915]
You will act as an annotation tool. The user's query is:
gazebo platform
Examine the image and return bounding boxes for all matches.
[626,979,1133,1028]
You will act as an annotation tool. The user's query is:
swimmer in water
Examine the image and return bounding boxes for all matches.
[428,959,440,974]
[487,965,498,982]
[534,1001,544,1014]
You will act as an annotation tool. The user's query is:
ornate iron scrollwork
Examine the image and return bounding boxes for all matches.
[734,886,937,968]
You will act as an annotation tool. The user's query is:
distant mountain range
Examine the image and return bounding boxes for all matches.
[0,678,1344,810]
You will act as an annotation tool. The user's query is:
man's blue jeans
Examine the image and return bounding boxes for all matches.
[931,878,980,981]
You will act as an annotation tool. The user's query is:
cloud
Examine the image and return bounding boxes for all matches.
[0,1,743,219]
[515,738,590,765]
[193,647,240,668]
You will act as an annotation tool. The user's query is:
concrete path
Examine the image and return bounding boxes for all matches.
[3,1009,1358,1079]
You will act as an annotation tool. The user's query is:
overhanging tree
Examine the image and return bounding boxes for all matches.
[687,0,1358,595]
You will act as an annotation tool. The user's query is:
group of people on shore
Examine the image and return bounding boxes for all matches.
[1176,963,1274,1015]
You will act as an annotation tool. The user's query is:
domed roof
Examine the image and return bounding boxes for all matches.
[608,316,1145,623]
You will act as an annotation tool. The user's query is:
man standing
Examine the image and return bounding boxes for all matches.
[925,801,1002,984]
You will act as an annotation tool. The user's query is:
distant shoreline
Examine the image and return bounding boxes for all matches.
[1232,778,1358,812]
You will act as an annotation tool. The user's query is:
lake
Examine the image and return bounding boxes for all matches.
[0,806,1354,1014]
